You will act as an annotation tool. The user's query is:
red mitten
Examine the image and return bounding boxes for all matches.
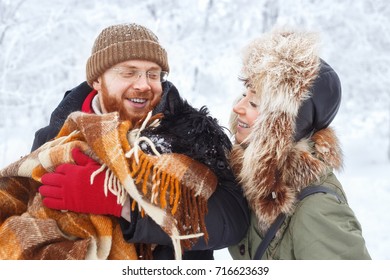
[39,147,123,216]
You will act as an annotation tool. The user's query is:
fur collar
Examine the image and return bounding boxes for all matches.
[229,128,342,234]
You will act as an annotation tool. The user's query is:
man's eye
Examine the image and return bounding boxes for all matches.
[121,70,137,77]
[147,71,159,80]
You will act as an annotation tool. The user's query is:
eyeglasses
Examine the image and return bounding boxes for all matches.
[110,67,168,83]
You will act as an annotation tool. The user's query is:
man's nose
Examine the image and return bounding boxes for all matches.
[133,72,151,90]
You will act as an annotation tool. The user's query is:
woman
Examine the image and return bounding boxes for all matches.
[228,28,371,260]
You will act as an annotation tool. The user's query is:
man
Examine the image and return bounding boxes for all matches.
[33,23,249,259]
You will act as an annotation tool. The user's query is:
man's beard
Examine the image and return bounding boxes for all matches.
[99,80,159,126]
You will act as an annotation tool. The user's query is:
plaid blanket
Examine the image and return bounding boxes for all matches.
[0,111,217,260]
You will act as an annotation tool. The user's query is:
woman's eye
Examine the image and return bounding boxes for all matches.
[249,102,258,108]
[243,79,252,89]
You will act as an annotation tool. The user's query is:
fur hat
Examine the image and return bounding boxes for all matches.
[232,28,341,142]
[86,23,169,86]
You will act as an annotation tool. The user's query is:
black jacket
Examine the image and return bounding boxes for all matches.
[32,81,250,260]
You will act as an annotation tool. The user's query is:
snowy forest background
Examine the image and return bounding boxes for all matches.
[0,0,389,260]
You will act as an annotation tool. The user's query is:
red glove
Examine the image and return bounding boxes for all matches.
[39,148,123,216]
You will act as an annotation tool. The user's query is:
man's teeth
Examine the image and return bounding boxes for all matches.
[129,98,146,103]
[238,121,249,128]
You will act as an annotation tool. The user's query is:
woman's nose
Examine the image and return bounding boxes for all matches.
[233,98,245,115]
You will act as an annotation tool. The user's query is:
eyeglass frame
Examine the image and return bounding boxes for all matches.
[110,67,169,83]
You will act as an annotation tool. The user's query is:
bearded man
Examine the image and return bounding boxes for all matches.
[32,23,249,260]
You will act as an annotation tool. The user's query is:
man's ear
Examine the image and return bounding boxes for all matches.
[92,77,102,91]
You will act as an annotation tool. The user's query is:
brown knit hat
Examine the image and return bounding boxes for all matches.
[86,23,169,86]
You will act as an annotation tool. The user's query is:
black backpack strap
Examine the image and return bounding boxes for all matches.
[297,185,342,202]
[253,212,287,260]
[253,185,342,260]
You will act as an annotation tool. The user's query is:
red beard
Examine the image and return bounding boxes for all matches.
[99,80,161,126]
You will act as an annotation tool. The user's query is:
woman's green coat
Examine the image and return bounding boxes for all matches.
[229,172,371,260]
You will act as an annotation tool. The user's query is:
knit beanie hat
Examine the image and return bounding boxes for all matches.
[86,23,169,86]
